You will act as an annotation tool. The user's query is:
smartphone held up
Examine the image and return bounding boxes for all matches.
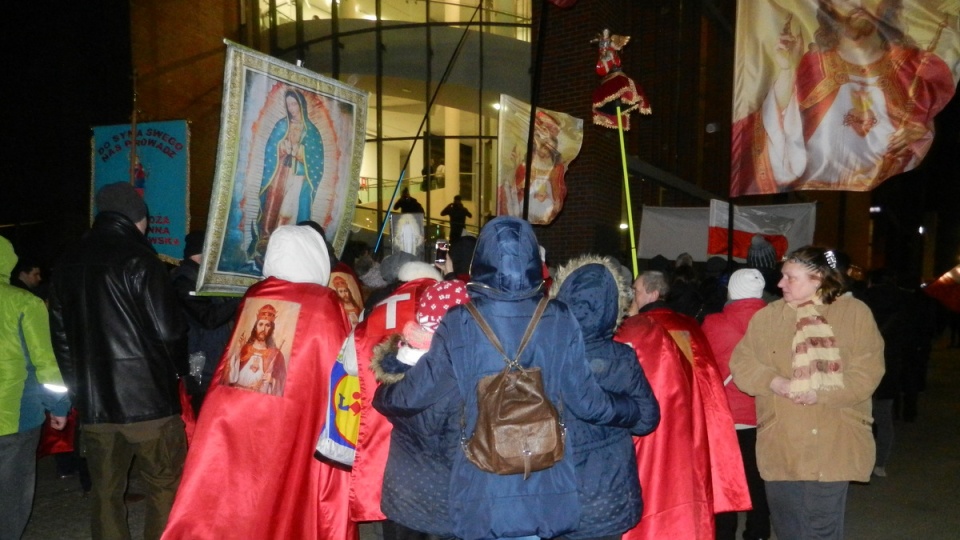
[435,240,449,264]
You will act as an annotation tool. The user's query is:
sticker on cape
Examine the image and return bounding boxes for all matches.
[317,332,360,465]
[221,298,300,397]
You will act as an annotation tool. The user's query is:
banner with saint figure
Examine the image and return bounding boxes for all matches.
[198,41,367,295]
[496,95,583,225]
[730,0,960,197]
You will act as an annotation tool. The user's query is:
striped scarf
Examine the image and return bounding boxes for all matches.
[789,299,843,394]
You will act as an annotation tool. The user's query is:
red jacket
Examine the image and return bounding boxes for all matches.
[616,308,751,540]
[348,278,438,523]
[163,277,354,540]
[701,298,766,426]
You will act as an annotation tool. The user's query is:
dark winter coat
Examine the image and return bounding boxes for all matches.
[372,336,459,537]
[552,257,660,539]
[373,217,645,540]
[170,259,240,406]
[49,212,187,424]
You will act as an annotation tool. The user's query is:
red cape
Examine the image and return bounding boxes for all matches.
[163,277,354,540]
[616,310,750,540]
[348,278,438,523]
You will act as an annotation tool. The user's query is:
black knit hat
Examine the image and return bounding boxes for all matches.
[183,230,205,259]
[95,182,147,223]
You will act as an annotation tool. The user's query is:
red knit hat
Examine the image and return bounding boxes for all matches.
[402,280,470,350]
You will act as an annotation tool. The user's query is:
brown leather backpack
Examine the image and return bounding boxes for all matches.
[461,296,565,479]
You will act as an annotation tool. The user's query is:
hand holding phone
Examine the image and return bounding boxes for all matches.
[435,240,449,264]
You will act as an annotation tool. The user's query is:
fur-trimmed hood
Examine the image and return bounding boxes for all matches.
[398,261,442,283]
[551,254,633,342]
[369,334,407,385]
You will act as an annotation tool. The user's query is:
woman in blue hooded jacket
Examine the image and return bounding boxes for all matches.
[374,217,646,540]
[551,256,660,540]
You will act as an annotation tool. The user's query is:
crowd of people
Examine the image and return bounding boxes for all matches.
[0,181,947,540]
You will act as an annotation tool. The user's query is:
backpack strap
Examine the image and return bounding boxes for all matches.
[465,296,549,369]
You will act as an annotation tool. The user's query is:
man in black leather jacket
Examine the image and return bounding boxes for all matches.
[49,182,188,540]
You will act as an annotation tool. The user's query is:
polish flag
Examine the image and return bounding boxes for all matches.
[637,200,815,262]
[707,200,815,260]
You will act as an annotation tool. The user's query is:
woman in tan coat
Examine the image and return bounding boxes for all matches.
[730,246,884,540]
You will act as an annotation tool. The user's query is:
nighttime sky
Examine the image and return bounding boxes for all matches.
[2,2,132,260]
[2,3,958,273]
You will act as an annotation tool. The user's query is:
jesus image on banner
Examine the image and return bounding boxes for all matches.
[496,94,583,226]
[223,300,299,397]
[730,0,959,197]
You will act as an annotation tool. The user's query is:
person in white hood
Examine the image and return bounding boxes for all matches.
[164,225,358,540]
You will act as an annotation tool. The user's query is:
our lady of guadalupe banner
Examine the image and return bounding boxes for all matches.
[91,120,189,263]
[730,0,960,197]
[198,41,367,295]
[497,95,583,225]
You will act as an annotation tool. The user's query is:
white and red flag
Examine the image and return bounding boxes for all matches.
[637,200,815,262]
[707,200,816,260]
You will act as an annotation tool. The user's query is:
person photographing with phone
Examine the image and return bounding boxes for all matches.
[440,196,472,243]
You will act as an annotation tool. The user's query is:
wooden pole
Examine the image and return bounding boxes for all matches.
[128,71,138,186]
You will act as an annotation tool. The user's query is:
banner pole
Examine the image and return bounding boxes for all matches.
[374,169,406,254]
[727,198,735,264]
[615,105,638,277]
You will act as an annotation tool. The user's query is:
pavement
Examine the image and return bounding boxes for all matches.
[23,337,960,539]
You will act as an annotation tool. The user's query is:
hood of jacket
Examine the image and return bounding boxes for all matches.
[262,225,330,285]
[468,216,543,300]
[0,236,16,281]
[369,334,407,385]
[397,261,442,282]
[552,255,631,343]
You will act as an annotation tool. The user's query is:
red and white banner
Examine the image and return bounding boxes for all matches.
[707,200,815,260]
[924,266,960,313]
[637,200,815,262]
[730,0,959,196]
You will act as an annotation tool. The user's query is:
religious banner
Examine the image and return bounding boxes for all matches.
[730,0,960,197]
[91,120,189,263]
[198,40,368,295]
[497,94,583,225]
[391,212,425,259]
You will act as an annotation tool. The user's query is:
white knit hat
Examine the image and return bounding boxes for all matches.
[728,268,765,300]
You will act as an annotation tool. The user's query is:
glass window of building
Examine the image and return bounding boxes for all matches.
[260,0,532,247]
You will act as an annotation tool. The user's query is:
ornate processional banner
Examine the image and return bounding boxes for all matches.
[198,40,368,295]
[91,120,190,263]
[730,0,960,197]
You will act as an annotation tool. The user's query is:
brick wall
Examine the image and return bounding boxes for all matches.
[532,0,629,267]
[130,0,243,229]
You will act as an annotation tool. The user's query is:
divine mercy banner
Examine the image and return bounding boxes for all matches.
[91,120,190,263]
[730,0,960,197]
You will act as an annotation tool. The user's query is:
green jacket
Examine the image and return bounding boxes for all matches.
[0,238,69,436]
[730,294,884,483]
